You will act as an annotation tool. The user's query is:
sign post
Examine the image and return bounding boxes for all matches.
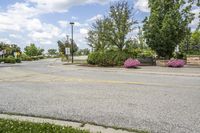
[65,47,70,62]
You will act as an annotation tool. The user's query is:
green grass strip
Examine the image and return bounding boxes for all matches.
[0,118,89,133]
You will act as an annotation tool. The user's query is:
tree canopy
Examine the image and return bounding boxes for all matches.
[87,1,136,52]
[143,0,195,59]
[24,44,44,56]
[48,49,57,56]
[57,38,78,55]
[0,42,21,56]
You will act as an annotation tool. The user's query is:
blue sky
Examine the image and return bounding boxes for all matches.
[0,0,199,51]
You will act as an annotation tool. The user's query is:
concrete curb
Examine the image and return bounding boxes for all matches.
[0,114,136,133]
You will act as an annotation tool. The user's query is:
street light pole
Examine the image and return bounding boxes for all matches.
[70,22,74,63]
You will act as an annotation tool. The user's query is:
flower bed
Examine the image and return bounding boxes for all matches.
[167,59,185,67]
[124,58,140,68]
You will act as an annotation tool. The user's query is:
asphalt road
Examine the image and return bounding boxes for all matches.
[0,59,200,133]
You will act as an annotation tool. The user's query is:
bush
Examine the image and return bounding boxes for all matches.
[124,58,141,68]
[21,54,32,61]
[0,58,4,63]
[137,49,156,58]
[167,59,185,68]
[87,50,135,66]
[15,58,22,63]
[88,49,156,67]
[21,54,45,61]
[173,52,186,59]
[4,56,16,64]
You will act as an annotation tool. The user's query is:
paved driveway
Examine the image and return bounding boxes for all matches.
[0,59,200,133]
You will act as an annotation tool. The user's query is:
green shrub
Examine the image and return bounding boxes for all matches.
[87,50,135,66]
[173,52,186,59]
[137,49,156,58]
[21,54,44,61]
[31,56,44,60]
[15,58,22,63]
[4,56,16,64]
[0,58,4,63]
[21,54,33,61]
[37,55,45,59]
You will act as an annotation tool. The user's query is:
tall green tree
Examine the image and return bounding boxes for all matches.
[143,0,195,59]
[108,1,136,51]
[137,26,146,49]
[87,1,136,51]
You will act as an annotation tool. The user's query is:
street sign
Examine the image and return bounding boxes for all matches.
[65,48,70,55]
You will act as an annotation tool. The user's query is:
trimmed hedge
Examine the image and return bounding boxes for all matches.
[21,54,45,61]
[87,50,135,66]
[87,49,156,67]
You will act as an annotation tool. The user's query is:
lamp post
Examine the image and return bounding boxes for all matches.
[70,22,74,63]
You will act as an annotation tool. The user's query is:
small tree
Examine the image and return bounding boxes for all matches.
[108,1,136,51]
[0,42,21,57]
[191,30,200,46]
[57,38,78,55]
[24,44,44,56]
[76,48,90,56]
[87,18,111,52]
[48,49,57,56]
[87,1,136,52]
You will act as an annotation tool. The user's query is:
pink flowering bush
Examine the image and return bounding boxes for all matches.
[167,59,185,68]
[124,58,141,68]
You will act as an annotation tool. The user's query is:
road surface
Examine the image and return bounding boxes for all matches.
[0,59,200,133]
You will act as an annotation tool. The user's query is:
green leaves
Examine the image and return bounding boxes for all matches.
[24,43,44,57]
[87,1,135,52]
[57,39,78,55]
[143,0,195,59]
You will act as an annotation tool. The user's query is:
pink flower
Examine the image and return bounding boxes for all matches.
[124,58,141,68]
[167,59,185,68]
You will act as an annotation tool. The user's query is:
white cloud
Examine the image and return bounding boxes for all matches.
[28,24,61,41]
[58,20,69,28]
[0,38,12,43]
[0,0,110,49]
[72,16,78,20]
[7,2,39,18]
[9,34,22,39]
[134,0,150,13]
[27,0,108,13]
[190,7,200,31]
[80,28,88,34]
[58,20,88,28]
[87,14,103,22]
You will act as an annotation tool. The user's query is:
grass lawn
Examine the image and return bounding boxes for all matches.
[0,118,90,133]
